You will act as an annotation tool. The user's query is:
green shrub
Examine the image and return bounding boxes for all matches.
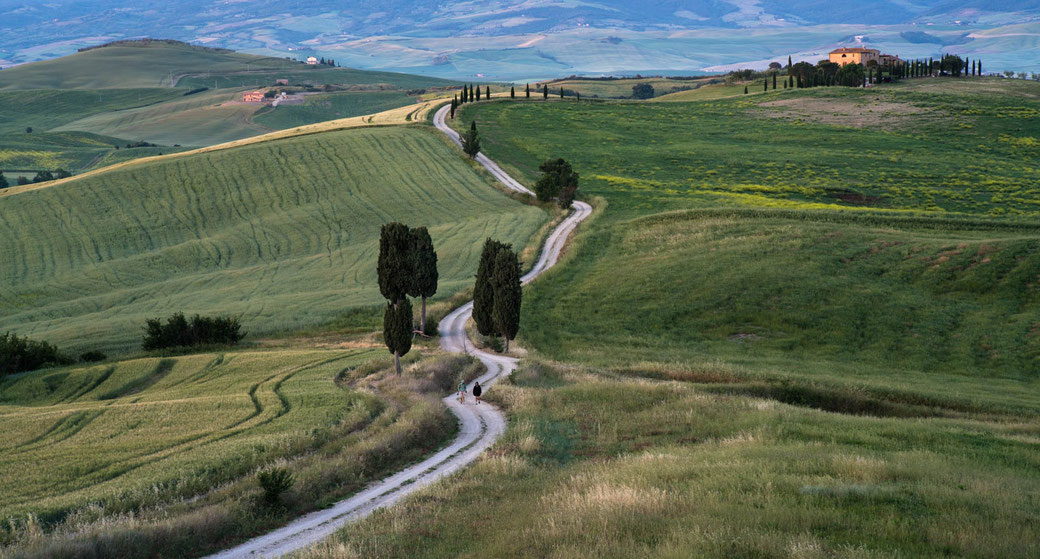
[257,467,295,505]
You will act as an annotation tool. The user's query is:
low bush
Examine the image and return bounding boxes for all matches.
[143,313,243,350]
[79,351,107,363]
[257,467,295,506]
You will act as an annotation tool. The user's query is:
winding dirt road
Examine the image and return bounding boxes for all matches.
[207,104,590,558]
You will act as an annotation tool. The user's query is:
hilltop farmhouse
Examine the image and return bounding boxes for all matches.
[830,47,903,67]
[306,56,318,65]
[242,90,265,103]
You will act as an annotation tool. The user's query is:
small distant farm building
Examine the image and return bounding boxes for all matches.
[306,56,318,65]
[829,48,880,67]
[243,90,265,103]
[878,54,903,66]
[275,78,289,86]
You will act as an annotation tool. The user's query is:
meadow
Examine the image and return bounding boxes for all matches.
[0,125,548,354]
[0,348,473,558]
[304,359,1040,559]
[289,79,1035,558]
[456,79,1040,220]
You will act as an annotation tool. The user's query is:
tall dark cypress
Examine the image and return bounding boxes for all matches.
[744,85,748,94]
[475,85,481,101]
[543,84,548,99]
[377,223,413,305]
[408,227,438,334]
[491,248,522,352]
[474,239,508,337]
[511,86,515,98]
[486,86,491,99]
[526,83,531,98]
[383,299,412,374]
[450,97,457,118]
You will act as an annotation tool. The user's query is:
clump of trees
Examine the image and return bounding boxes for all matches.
[472,239,522,352]
[462,121,480,158]
[0,332,72,377]
[377,223,439,374]
[534,158,580,208]
[143,313,243,350]
[631,83,654,99]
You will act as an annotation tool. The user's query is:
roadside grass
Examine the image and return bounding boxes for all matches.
[300,360,1040,559]
[454,82,1040,219]
[0,350,475,558]
[0,125,548,354]
[253,91,418,130]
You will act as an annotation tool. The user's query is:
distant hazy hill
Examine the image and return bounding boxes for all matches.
[1,1,1037,78]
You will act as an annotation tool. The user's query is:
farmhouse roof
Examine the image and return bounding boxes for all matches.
[830,47,879,54]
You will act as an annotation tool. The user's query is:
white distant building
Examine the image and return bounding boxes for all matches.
[306,56,318,65]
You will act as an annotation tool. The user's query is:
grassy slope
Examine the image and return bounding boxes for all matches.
[54,89,271,147]
[0,44,458,170]
[0,125,547,354]
[253,91,417,130]
[0,44,299,90]
[0,349,378,518]
[306,361,1040,559]
[310,80,1040,558]
[453,80,1040,383]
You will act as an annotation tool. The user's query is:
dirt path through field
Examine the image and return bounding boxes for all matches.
[206,103,591,558]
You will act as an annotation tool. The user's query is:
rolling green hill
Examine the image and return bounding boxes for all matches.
[306,77,1040,559]
[454,78,1040,389]
[0,42,459,174]
[0,125,548,354]
[0,41,300,90]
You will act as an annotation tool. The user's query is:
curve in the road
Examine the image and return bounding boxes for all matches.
[207,102,591,558]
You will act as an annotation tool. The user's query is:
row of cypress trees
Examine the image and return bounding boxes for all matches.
[472,239,523,352]
[377,223,439,374]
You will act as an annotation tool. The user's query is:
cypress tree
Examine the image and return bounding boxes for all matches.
[0,173,8,189]
[383,299,413,374]
[543,84,548,99]
[475,85,481,101]
[450,97,457,118]
[461,120,480,158]
[511,86,515,98]
[978,60,982,76]
[788,55,793,73]
[772,72,777,90]
[377,222,413,305]
[486,86,491,99]
[526,83,531,98]
[764,79,768,92]
[408,227,438,334]
[491,248,522,352]
[560,87,564,99]
[744,85,748,94]
[474,239,508,337]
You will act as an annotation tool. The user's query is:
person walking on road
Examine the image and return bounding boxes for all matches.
[473,380,482,404]
[458,380,467,403]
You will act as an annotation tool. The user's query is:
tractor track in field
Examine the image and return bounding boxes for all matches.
[206,102,591,558]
